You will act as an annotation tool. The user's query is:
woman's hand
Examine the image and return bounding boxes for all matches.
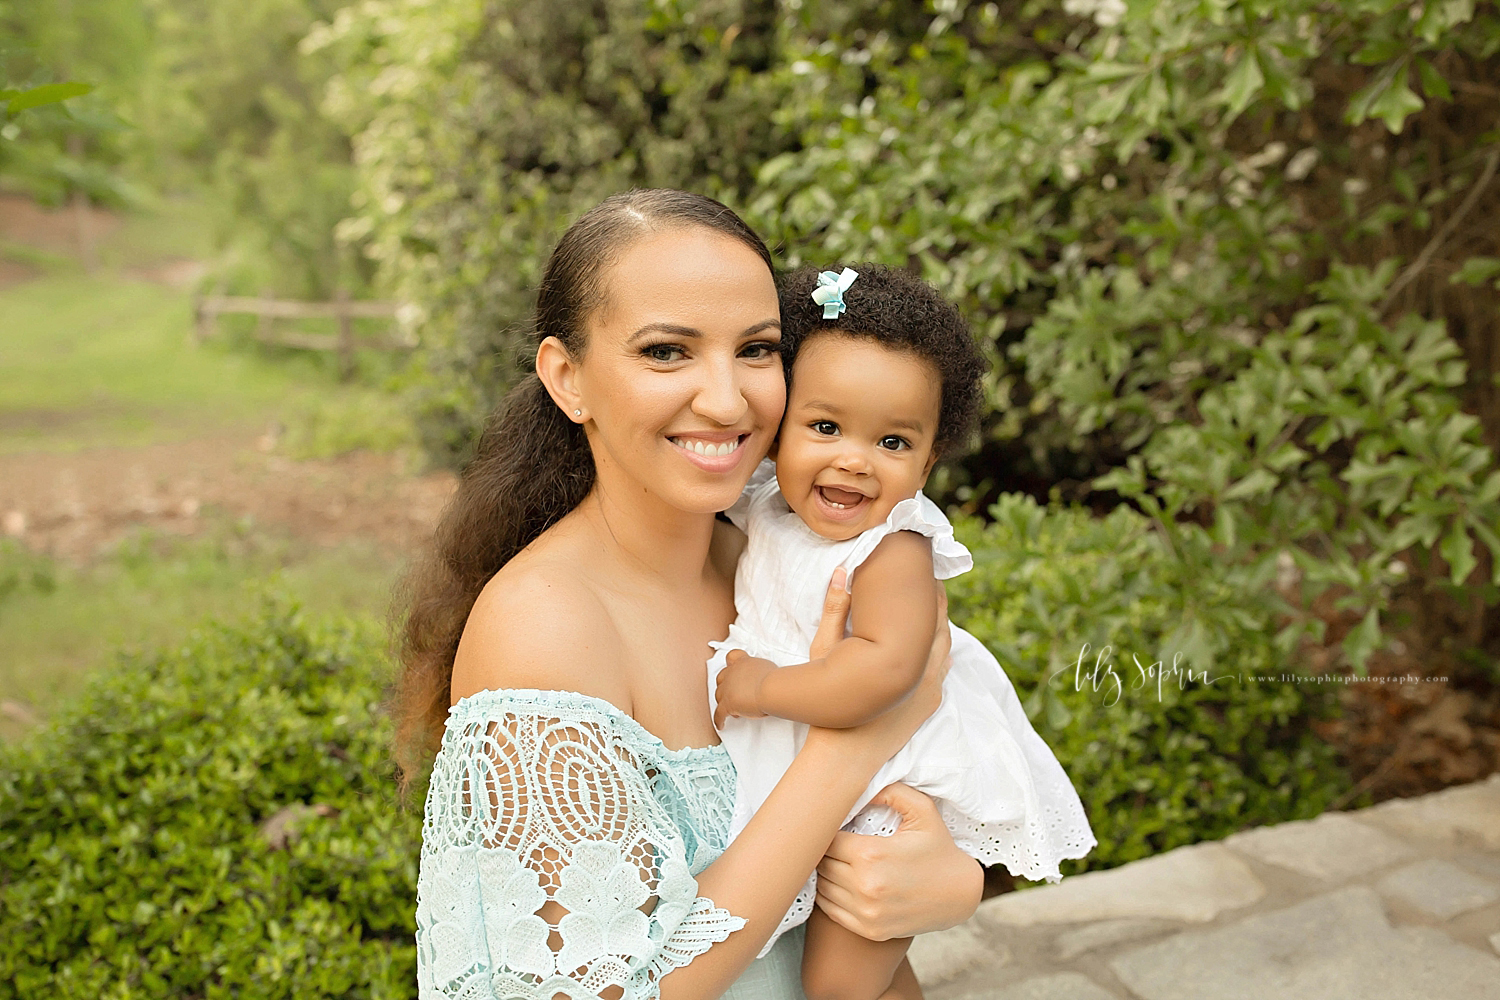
[814,782,984,940]
[807,567,851,660]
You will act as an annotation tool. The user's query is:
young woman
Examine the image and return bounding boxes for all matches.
[394,189,983,999]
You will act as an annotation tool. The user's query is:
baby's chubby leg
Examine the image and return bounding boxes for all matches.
[801,905,918,1000]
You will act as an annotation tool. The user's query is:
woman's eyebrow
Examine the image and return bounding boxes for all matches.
[625,318,781,343]
[627,322,701,343]
[741,319,782,337]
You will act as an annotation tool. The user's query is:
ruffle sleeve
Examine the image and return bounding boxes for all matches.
[415,691,745,1000]
[841,491,974,583]
[721,458,778,532]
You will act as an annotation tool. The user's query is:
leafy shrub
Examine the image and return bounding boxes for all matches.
[0,606,419,1000]
[949,495,1349,872]
[750,0,1500,675]
[330,0,1500,677]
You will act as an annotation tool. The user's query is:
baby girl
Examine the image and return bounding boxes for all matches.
[709,263,1096,999]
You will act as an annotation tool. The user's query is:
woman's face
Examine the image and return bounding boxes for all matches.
[566,226,785,515]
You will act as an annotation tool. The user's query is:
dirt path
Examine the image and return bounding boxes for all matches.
[1,193,454,561]
[0,431,455,563]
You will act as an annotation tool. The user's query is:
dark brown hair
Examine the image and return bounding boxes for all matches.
[777,263,987,457]
[392,189,773,785]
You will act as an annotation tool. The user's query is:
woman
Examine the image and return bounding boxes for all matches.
[394,189,983,999]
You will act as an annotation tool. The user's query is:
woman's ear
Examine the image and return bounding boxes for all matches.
[536,336,586,423]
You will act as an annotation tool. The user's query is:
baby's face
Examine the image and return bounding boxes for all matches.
[775,334,942,541]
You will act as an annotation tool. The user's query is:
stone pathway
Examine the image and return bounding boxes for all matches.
[910,774,1500,999]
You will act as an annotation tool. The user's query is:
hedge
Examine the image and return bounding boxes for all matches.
[0,608,419,1000]
[2,501,1351,992]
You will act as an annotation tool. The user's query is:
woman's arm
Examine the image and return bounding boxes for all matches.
[714,531,939,728]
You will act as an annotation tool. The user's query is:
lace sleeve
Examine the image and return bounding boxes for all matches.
[415,693,746,999]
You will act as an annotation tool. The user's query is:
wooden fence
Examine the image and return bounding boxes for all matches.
[192,292,415,378]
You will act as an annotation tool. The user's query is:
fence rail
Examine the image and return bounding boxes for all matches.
[192,292,415,377]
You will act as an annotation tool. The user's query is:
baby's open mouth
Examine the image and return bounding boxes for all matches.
[816,485,869,510]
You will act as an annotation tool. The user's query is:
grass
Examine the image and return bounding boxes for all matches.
[0,273,416,455]
[0,525,406,741]
[0,196,416,455]
[0,198,421,736]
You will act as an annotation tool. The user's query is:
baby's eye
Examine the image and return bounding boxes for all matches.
[643,343,686,363]
[879,435,911,451]
[811,420,839,436]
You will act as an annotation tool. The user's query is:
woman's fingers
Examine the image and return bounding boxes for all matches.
[868,781,942,831]
[815,784,983,939]
[807,567,851,660]
[814,851,888,940]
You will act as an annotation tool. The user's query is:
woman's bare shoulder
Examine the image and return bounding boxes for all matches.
[450,547,628,706]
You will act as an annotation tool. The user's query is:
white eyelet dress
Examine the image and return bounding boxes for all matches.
[709,461,1097,956]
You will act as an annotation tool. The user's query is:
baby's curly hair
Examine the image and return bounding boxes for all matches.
[777,262,987,457]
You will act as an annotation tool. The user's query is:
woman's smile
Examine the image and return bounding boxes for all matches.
[668,432,752,471]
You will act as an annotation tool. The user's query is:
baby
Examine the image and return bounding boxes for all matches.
[709,264,1096,1000]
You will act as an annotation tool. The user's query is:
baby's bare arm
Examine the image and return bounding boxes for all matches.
[752,531,938,728]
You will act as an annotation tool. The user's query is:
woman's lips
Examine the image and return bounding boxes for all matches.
[814,485,871,521]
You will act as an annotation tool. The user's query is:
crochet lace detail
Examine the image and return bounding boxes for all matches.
[416,689,745,1000]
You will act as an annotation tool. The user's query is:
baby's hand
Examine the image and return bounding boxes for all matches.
[714,650,775,728]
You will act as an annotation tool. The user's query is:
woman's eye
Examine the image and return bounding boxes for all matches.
[879,435,910,451]
[811,421,839,436]
[644,343,686,363]
[739,341,779,360]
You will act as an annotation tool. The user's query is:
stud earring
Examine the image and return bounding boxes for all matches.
[573,409,582,417]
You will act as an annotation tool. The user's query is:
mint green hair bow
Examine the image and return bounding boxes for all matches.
[811,267,859,319]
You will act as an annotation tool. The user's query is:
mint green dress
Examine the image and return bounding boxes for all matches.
[414,689,807,999]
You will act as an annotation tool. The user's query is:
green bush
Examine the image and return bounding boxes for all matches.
[0,513,1351,986]
[329,0,1500,677]
[0,606,419,1000]
[949,494,1349,872]
[750,0,1500,675]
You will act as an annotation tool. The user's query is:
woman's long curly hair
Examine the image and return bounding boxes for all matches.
[391,189,773,788]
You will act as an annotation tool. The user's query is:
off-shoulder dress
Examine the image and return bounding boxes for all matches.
[414,688,807,999]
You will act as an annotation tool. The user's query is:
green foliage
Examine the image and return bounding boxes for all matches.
[0,0,144,206]
[0,606,419,1000]
[330,1,1500,679]
[0,520,407,721]
[746,0,1500,675]
[129,0,367,298]
[949,494,1349,870]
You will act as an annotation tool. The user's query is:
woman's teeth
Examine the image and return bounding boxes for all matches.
[674,437,741,458]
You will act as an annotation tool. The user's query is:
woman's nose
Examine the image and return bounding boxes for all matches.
[691,359,749,425]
